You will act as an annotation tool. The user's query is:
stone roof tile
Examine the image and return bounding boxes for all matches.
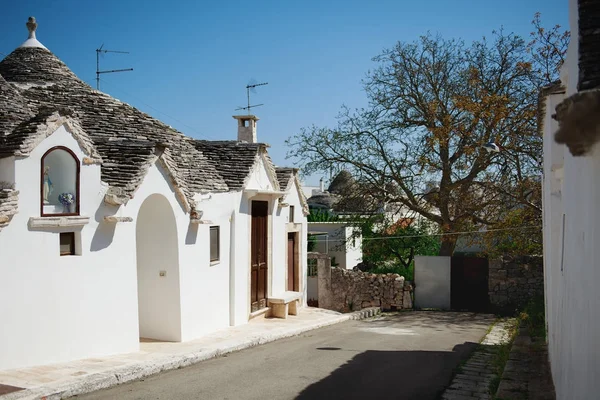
[193,140,263,191]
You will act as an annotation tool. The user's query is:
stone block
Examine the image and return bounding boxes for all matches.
[288,300,298,316]
[271,303,288,319]
[403,290,413,309]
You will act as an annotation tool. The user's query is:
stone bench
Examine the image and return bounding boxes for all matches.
[268,291,302,319]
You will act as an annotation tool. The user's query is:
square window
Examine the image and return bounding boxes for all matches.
[289,205,295,223]
[210,226,220,263]
[60,232,75,256]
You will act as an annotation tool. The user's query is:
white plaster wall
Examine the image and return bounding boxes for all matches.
[231,192,251,325]
[414,256,451,310]
[0,156,15,183]
[272,179,308,300]
[0,126,140,370]
[136,193,182,341]
[344,226,362,270]
[244,156,274,191]
[179,191,236,340]
[543,1,600,397]
[289,180,309,306]
[309,222,362,270]
[0,121,311,369]
[229,159,277,324]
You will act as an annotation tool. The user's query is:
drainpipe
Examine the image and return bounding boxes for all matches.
[229,210,236,326]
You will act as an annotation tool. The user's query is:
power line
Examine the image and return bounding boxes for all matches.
[308,225,542,242]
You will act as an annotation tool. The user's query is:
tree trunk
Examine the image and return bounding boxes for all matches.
[439,235,457,256]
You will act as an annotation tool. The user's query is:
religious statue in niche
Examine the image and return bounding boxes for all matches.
[43,166,53,204]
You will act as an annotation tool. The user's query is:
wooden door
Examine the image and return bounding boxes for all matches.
[287,233,297,291]
[251,201,269,312]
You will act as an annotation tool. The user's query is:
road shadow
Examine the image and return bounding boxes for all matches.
[296,341,478,400]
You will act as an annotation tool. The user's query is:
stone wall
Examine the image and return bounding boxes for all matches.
[489,256,544,308]
[328,268,413,313]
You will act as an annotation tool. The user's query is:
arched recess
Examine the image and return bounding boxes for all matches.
[40,146,80,216]
[136,194,182,341]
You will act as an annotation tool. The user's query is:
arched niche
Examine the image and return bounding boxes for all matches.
[41,146,80,216]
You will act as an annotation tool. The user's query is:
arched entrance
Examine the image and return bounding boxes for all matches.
[136,194,182,341]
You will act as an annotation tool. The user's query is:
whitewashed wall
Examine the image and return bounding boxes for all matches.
[0,123,308,370]
[274,179,308,304]
[0,126,140,370]
[542,1,600,397]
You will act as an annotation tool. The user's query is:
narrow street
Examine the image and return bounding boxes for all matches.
[75,312,495,400]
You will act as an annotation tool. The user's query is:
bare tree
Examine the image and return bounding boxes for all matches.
[287,16,568,256]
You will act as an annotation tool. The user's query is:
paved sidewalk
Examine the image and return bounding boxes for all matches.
[0,308,350,400]
[441,319,516,400]
[495,326,555,400]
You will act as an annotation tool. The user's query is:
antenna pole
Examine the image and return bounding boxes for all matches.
[95,45,133,91]
[96,49,99,90]
[247,86,250,114]
[236,82,268,114]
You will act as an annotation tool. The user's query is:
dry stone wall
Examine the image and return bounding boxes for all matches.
[489,256,544,308]
[329,268,413,313]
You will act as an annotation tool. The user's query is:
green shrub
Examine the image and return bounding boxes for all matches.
[519,295,546,339]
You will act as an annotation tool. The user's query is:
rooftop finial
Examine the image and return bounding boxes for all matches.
[19,16,46,49]
[26,17,37,39]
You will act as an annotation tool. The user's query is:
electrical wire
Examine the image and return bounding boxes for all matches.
[308,225,542,242]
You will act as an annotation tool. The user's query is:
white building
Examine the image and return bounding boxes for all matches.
[308,222,363,270]
[0,18,308,371]
[541,1,600,398]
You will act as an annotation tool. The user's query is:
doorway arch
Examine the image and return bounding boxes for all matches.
[136,194,182,341]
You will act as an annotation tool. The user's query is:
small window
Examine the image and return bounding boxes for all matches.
[289,205,295,223]
[60,232,75,256]
[210,226,220,263]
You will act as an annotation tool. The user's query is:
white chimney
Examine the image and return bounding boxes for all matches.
[319,177,325,192]
[233,115,259,143]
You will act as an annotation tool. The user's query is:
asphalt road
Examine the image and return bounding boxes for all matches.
[74,312,495,400]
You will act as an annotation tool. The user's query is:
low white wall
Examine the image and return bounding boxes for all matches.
[414,256,451,310]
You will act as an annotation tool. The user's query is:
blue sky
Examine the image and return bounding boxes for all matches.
[1,0,567,185]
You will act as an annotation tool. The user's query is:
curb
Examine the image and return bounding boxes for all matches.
[441,318,516,400]
[348,307,382,320]
[1,313,351,400]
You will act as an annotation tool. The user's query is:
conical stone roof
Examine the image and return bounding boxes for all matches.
[0,18,284,207]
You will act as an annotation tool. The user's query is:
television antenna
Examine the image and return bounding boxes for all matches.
[235,79,268,114]
[95,44,133,90]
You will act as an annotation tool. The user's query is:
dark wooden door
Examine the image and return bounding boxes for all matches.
[451,256,489,312]
[251,201,269,312]
[287,233,297,291]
